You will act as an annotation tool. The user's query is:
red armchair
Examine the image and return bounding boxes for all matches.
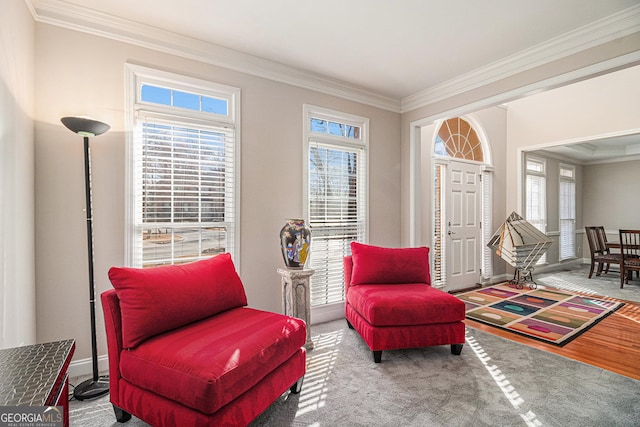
[344,242,465,363]
[102,253,306,426]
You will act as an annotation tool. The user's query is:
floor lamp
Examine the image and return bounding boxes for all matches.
[61,116,110,401]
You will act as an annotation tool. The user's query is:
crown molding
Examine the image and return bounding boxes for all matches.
[28,1,640,115]
[401,5,640,113]
[27,0,402,113]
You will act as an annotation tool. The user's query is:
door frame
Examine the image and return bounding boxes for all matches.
[408,114,493,288]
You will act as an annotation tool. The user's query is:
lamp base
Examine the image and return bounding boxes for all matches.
[73,375,109,401]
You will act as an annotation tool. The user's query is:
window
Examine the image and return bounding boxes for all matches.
[125,64,240,267]
[434,117,483,162]
[559,164,576,260]
[525,157,547,264]
[304,105,368,312]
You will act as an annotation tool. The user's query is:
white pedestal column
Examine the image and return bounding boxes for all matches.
[277,268,315,350]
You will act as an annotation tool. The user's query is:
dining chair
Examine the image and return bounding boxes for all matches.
[619,229,640,288]
[585,226,621,278]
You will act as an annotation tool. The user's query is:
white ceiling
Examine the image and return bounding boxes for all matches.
[29,0,640,100]
[535,133,640,164]
[28,0,640,163]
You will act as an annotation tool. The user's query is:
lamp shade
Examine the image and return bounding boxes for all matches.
[61,116,110,137]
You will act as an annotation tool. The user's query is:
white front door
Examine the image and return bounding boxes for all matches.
[446,161,482,291]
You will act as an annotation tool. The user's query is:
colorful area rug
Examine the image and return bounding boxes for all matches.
[458,283,624,346]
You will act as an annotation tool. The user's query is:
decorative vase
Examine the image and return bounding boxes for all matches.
[280,219,311,269]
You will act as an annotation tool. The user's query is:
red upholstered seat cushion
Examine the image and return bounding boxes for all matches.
[347,284,465,326]
[350,242,430,285]
[108,253,247,348]
[119,307,306,415]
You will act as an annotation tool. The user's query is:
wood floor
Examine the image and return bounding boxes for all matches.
[465,294,640,380]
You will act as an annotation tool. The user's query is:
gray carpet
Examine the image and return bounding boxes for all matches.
[69,267,640,426]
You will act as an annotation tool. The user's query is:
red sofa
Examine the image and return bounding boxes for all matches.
[101,253,306,426]
[344,242,466,363]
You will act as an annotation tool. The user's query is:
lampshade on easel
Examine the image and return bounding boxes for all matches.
[487,211,552,286]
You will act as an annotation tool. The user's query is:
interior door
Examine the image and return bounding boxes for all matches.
[446,161,482,291]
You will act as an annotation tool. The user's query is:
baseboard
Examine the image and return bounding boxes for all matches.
[311,302,345,325]
[68,354,109,379]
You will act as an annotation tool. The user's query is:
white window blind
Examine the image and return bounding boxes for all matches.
[481,170,493,281]
[305,106,368,308]
[126,65,239,267]
[559,165,576,260]
[433,163,445,286]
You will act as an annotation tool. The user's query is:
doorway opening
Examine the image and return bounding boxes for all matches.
[431,117,493,291]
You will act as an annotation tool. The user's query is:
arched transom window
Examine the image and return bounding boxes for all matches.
[434,117,483,162]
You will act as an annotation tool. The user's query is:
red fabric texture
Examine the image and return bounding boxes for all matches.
[117,348,306,427]
[108,253,248,348]
[346,303,465,351]
[101,290,125,408]
[119,307,306,415]
[344,256,354,295]
[344,248,465,355]
[350,242,431,285]
[347,283,465,326]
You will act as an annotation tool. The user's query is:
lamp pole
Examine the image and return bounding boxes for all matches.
[61,116,110,400]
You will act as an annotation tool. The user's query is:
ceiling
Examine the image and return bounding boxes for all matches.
[534,133,640,164]
[29,0,640,101]
[28,0,640,163]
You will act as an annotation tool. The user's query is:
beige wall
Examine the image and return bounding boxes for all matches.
[33,24,401,364]
[583,160,640,233]
[0,0,36,348]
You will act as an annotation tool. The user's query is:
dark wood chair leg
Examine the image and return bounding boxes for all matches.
[373,350,382,363]
[113,405,132,423]
[346,320,354,330]
[588,261,595,278]
[451,344,463,355]
[290,376,304,394]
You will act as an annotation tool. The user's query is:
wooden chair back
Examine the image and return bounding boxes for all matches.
[585,226,609,258]
[619,230,640,260]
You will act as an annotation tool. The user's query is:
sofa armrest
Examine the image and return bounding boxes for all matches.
[344,256,353,297]
[101,289,124,407]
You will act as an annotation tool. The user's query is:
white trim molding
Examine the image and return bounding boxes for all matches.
[27,1,640,115]
[401,5,640,113]
[27,0,401,112]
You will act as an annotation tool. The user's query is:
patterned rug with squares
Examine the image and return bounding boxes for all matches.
[457,283,624,345]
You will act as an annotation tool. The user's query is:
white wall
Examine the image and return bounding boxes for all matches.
[0,0,36,348]
[33,23,401,366]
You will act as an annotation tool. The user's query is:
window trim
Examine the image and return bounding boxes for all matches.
[124,63,241,268]
[303,104,369,225]
[303,104,369,322]
[524,155,547,264]
[559,163,576,261]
